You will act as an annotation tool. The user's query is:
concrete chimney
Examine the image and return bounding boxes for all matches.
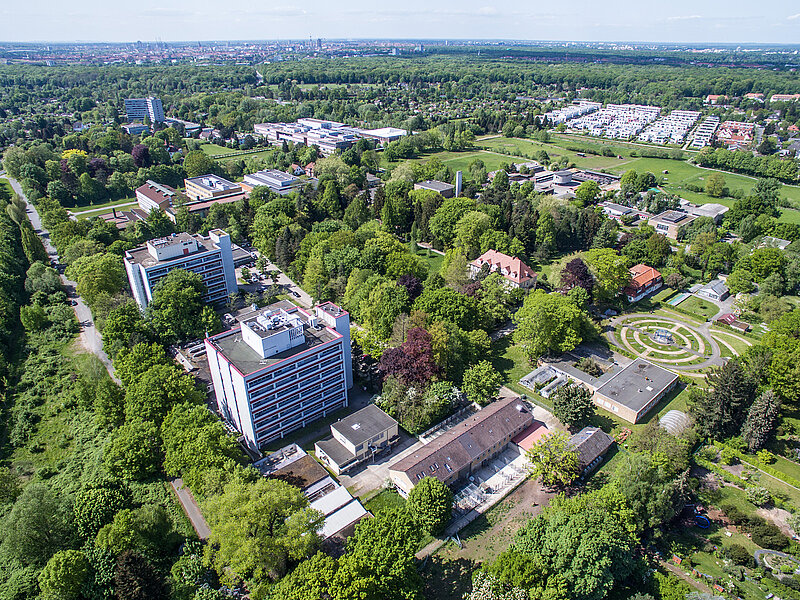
[455,170,463,197]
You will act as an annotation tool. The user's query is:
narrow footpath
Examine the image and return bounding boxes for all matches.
[7,176,117,381]
[170,479,211,540]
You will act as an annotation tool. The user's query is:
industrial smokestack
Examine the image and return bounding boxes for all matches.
[455,170,463,197]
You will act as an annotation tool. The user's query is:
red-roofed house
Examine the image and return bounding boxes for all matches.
[304,162,316,178]
[469,250,537,289]
[623,264,662,303]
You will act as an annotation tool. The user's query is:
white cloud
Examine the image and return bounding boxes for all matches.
[477,6,499,16]
[666,15,703,21]
[788,13,800,19]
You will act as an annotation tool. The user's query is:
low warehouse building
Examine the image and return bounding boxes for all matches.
[593,359,679,424]
[388,397,534,497]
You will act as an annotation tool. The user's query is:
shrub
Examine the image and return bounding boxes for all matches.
[720,503,747,524]
[758,450,777,465]
[746,486,772,507]
[720,446,738,465]
[727,544,755,567]
[751,521,789,550]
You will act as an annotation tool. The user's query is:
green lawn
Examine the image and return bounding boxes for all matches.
[677,297,719,320]
[488,337,550,407]
[0,178,13,199]
[710,331,751,357]
[69,197,137,215]
[477,136,626,171]
[199,142,240,156]
[778,208,800,224]
[416,248,444,273]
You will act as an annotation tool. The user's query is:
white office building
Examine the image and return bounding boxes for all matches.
[123,230,237,310]
[124,97,165,123]
[205,301,353,451]
[241,169,307,196]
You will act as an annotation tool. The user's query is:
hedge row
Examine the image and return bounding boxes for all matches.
[713,441,800,491]
[695,455,750,489]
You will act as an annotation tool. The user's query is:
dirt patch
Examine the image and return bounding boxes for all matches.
[757,506,797,537]
[441,477,555,564]
[421,477,556,600]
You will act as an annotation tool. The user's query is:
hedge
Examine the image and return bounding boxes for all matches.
[694,455,750,488]
[714,441,800,491]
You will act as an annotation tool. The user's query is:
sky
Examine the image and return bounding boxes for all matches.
[2,0,800,45]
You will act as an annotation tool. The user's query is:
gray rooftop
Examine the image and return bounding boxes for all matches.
[595,359,678,413]
[570,427,614,468]
[124,232,217,267]
[331,404,397,447]
[651,210,692,224]
[186,174,240,191]
[699,280,728,295]
[207,304,339,376]
[315,436,357,467]
[415,180,455,192]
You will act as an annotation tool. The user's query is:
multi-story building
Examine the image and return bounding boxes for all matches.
[135,180,179,213]
[124,97,165,123]
[623,264,663,303]
[205,301,353,452]
[240,169,308,196]
[123,230,237,310]
[648,210,696,240]
[184,175,243,202]
[469,250,537,289]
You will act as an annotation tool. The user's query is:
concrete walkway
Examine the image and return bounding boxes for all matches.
[8,177,117,381]
[170,479,211,540]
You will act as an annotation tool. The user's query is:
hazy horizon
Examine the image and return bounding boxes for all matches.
[2,0,799,45]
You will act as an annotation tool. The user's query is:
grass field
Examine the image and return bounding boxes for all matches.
[677,296,720,320]
[416,248,444,273]
[0,178,13,199]
[69,197,137,215]
[199,142,240,156]
[477,137,627,171]
[778,207,800,224]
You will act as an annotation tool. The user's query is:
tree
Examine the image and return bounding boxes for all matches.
[161,403,243,493]
[492,487,639,600]
[705,172,726,198]
[462,360,502,406]
[73,477,129,539]
[690,358,757,440]
[125,364,204,424]
[611,453,689,536]
[551,384,596,429]
[270,552,338,600]
[360,280,410,340]
[455,211,492,258]
[440,247,471,291]
[38,550,90,600]
[493,169,510,191]
[740,390,781,452]
[413,286,479,331]
[379,327,439,386]
[466,572,528,600]
[1,483,73,565]
[101,301,154,358]
[104,420,162,480]
[147,269,206,343]
[115,342,171,388]
[96,504,172,558]
[407,476,454,535]
[583,248,631,302]
[513,290,591,360]
[397,274,423,301]
[560,258,593,297]
[645,233,671,267]
[331,509,422,599]
[115,551,165,600]
[429,197,477,247]
[575,180,601,206]
[204,478,323,596]
[183,151,216,178]
[525,431,581,488]
[24,262,61,294]
[66,252,126,306]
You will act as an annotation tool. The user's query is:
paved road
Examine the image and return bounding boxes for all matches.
[8,177,117,381]
[170,479,211,540]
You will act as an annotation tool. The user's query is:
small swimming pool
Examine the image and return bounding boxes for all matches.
[667,292,690,306]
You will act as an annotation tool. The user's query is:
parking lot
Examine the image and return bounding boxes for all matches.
[234,252,313,308]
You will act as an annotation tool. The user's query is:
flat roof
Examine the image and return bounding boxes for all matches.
[330,404,396,447]
[270,454,330,490]
[124,231,217,268]
[595,359,678,414]
[650,210,694,225]
[207,304,340,376]
[185,174,240,191]
[415,180,455,192]
[315,436,356,467]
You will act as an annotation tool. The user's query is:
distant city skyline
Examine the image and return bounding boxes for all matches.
[2,0,800,45]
